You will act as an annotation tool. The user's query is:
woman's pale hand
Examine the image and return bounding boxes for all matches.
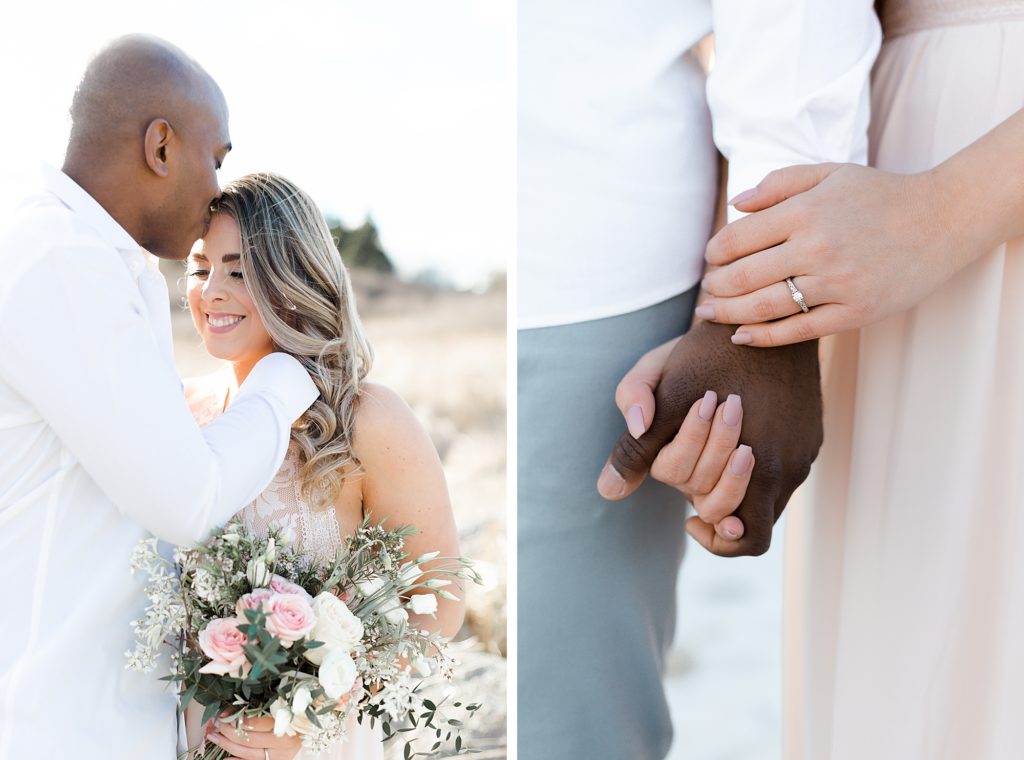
[206,715,304,760]
[696,162,975,347]
[607,337,752,542]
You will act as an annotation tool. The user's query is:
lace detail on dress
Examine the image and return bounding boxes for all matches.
[185,373,342,564]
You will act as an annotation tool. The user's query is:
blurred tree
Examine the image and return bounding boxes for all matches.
[324,214,395,273]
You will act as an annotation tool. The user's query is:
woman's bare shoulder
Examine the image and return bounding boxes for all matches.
[352,383,433,455]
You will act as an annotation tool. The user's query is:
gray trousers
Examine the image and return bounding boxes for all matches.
[517,288,698,760]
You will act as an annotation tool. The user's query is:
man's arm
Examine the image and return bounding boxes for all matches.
[598,2,880,556]
[707,0,880,216]
[0,232,317,546]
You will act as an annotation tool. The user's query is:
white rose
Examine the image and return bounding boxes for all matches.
[270,697,295,737]
[356,576,385,598]
[305,593,364,665]
[247,557,271,588]
[407,593,438,616]
[319,649,358,699]
[383,599,409,628]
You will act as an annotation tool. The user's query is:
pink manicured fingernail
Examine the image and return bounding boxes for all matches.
[597,463,627,499]
[723,394,742,427]
[719,518,744,540]
[698,390,717,421]
[729,187,757,206]
[694,303,715,321]
[626,405,646,438]
[731,444,753,475]
[731,331,753,345]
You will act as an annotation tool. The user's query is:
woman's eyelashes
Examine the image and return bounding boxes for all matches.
[187,269,243,280]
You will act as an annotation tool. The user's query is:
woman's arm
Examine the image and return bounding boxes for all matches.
[352,383,465,638]
[698,107,1024,346]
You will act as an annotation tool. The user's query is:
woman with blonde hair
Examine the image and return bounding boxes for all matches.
[182,172,463,759]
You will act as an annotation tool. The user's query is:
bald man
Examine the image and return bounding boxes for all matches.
[0,36,313,758]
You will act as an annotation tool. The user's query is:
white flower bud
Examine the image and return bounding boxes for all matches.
[356,576,385,598]
[407,593,438,616]
[292,684,313,717]
[270,697,296,737]
[383,601,409,628]
[398,562,423,585]
[247,557,271,588]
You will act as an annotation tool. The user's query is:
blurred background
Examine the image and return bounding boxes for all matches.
[0,2,509,757]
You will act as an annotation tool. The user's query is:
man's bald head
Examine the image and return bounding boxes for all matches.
[68,34,226,159]
[62,35,232,260]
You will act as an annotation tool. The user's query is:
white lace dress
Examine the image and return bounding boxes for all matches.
[187,372,384,760]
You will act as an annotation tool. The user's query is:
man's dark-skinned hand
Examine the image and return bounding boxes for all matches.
[596,319,823,556]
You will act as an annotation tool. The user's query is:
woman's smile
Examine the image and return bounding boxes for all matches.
[206,312,246,333]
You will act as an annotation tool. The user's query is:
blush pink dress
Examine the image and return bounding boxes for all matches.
[187,371,384,760]
[783,2,1024,758]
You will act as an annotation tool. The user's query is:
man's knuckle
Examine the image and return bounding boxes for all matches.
[747,535,772,556]
[612,433,651,475]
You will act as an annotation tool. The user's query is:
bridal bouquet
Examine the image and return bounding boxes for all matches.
[126,517,482,758]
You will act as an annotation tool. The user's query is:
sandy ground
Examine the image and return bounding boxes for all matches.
[665,513,789,760]
[167,267,507,757]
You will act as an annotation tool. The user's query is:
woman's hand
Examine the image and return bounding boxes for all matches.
[206,715,304,760]
[606,336,753,542]
[696,162,973,346]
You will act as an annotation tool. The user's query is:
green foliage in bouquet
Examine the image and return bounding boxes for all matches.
[128,515,483,759]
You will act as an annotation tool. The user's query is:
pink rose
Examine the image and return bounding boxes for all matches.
[235,588,275,619]
[198,618,250,677]
[270,574,312,602]
[264,593,316,646]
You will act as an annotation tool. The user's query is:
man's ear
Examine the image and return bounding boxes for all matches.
[143,118,174,178]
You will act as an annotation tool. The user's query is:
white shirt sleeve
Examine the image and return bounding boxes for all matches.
[707,0,882,220]
[0,233,319,546]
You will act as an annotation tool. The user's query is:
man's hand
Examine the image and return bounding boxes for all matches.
[597,320,823,556]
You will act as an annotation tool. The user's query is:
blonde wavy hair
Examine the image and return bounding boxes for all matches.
[214,172,373,508]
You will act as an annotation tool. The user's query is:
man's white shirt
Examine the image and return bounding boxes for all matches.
[518,0,881,329]
[0,165,319,758]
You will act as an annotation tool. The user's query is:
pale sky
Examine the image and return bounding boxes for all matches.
[0,1,512,288]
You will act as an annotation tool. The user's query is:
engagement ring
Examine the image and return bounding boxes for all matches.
[785,277,810,313]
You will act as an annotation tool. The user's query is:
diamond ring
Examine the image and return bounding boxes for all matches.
[785,277,809,313]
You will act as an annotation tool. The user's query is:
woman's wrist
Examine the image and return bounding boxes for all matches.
[924,107,1024,261]
[915,160,991,274]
